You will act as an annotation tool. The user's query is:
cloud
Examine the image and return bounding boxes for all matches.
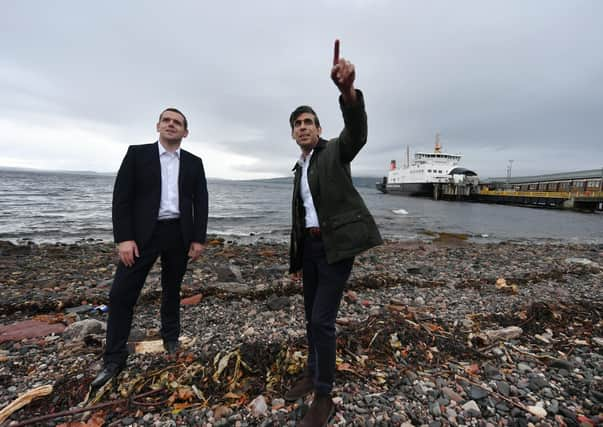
[1,0,601,179]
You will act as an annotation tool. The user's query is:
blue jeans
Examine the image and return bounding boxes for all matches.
[302,236,354,396]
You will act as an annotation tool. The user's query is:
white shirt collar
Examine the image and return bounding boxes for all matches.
[297,149,313,167]
[158,141,181,158]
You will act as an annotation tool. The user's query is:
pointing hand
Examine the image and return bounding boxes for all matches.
[330,39,357,104]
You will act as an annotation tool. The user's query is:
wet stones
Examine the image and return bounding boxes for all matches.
[1,239,602,425]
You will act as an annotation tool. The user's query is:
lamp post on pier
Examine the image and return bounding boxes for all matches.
[506,160,514,187]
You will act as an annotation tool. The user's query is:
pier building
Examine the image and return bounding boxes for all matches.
[476,169,603,210]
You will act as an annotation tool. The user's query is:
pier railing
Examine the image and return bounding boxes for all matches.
[476,188,603,210]
[478,188,603,200]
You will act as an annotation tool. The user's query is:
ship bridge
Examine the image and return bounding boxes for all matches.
[449,167,477,176]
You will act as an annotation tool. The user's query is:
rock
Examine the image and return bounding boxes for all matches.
[528,375,549,391]
[181,294,203,305]
[62,319,106,342]
[266,296,290,311]
[564,258,600,269]
[0,320,66,343]
[271,398,285,410]
[495,381,510,396]
[215,264,243,282]
[344,290,359,303]
[592,337,603,347]
[462,400,481,417]
[259,265,288,276]
[369,306,381,316]
[441,387,463,403]
[429,402,442,417]
[462,318,474,329]
[214,405,233,419]
[249,395,268,417]
[527,405,547,418]
[517,362,532,373]
[483,363,501,379]
[407,266,430,275]
[549,358,574,370]
[496,402,510,413]
[548,400,559,414]
[414,382,429,395]
[129,327,146,341]
[468,385,489,400]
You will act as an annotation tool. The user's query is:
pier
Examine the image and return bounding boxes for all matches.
[434,169,603,211]
[475,188,603,210]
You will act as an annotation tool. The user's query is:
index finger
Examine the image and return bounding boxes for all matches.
[333,39,340,66]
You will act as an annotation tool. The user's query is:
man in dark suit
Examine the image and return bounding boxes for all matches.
[91,108,208,389]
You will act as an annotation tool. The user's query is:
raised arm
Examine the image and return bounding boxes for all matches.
[330,40,367,162]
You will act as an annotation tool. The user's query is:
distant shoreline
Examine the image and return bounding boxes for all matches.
[0,166,380,185]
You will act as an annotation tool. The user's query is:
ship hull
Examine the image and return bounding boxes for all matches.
[384,182,434,196]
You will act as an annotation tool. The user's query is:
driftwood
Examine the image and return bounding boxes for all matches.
[473,326,523,346]
[0,384,53,423]
[8,389,162,427]
[127,336,193,354]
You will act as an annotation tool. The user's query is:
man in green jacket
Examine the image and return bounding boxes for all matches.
[286,41,382,427]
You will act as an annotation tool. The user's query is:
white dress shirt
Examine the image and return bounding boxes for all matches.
[299,151,319,228]
[158,141,181,220]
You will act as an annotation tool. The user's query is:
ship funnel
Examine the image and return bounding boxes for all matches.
[390,160,396,170]
[434,132,442,153]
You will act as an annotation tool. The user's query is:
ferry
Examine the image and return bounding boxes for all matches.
[376,133,477,197]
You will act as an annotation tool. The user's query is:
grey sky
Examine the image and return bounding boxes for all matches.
[1,0,601,179]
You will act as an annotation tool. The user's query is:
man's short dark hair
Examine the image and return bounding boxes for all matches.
[159,108,188,130]
[289,105,320,129]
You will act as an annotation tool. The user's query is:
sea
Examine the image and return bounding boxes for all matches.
[1,169,602,245]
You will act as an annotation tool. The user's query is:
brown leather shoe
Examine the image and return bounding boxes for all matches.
[284,375,314,401]
[298,394,334,427]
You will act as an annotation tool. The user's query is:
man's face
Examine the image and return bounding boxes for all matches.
[291,112,321,152]
[157,110,188,143]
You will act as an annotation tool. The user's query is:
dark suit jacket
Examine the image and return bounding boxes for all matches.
[112,142,208,249]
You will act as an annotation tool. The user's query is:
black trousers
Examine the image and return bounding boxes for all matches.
[302,235,354,396]
[104,221,188,367]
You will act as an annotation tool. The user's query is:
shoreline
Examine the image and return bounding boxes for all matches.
[1,238,602,425]
[3,228,603,248]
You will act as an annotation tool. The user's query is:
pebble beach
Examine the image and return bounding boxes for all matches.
[0,236,602,426]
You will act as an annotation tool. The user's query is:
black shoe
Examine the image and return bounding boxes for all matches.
[90,364,122,389]
[163,340,180,354]
[284,375,314,401]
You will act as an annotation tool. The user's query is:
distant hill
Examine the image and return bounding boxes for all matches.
[246,175,378,188]
[0,166,378,187]
[0,166,115,177]
[353,176,379,188]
